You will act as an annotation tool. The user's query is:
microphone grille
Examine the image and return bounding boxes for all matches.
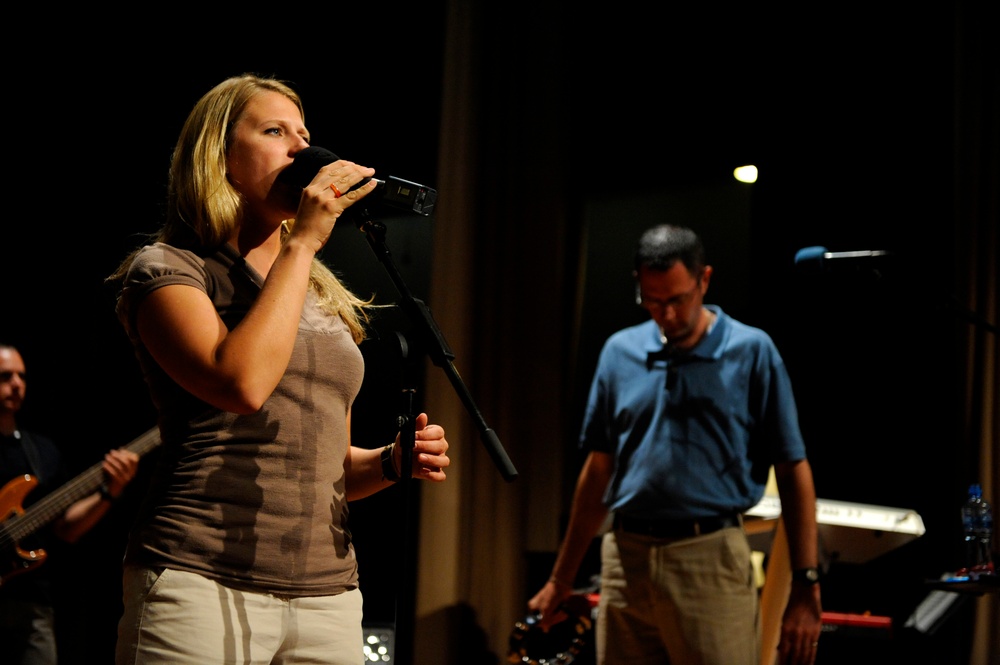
[794,246,828,265]
[278,146,341,190]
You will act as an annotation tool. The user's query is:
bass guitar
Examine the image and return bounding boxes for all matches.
[0,426,160,586]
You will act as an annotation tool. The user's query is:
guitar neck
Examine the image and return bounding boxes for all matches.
[3,427,160,542]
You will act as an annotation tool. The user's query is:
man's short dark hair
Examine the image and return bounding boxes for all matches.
[634,224,706,274]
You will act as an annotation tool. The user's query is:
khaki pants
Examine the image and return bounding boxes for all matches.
[598,526,760,665]
[115,566,364,665]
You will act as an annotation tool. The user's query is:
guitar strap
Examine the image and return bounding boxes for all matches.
[16,429,46,483]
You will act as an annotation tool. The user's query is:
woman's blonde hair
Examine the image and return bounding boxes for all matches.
[108,74,372,343]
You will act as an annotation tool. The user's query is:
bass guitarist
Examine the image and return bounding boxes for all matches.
[0,343,140,665]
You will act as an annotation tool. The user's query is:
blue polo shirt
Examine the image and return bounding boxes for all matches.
[580,306,806,519]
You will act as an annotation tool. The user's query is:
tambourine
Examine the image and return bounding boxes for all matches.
[507,594,598,665]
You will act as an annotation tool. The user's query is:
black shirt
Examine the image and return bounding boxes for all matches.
[0,429,69,603]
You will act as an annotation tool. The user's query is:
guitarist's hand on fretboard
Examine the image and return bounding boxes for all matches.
[54,447,141,543]
[100,448,141,500]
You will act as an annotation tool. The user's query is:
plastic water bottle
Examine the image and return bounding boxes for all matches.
[961,483,994,576]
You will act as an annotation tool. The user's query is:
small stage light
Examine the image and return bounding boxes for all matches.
[363,623,395,663]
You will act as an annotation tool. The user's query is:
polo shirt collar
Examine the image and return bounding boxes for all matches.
[645,306,727,367]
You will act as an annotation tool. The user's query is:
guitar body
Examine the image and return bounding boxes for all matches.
[0,474,48,585]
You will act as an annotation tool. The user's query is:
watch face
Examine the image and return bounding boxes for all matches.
[795,567,819,584]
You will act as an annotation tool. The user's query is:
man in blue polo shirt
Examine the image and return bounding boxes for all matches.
[529,224,823,665]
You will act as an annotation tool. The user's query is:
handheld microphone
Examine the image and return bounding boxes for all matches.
[278,146,437,216]
[794,246,893,272]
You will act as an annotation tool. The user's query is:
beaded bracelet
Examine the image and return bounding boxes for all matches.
[380,443,401,482]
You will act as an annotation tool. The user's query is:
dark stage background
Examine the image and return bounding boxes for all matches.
[2,4,995,664]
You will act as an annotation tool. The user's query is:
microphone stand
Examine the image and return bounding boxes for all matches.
[353,210,518,483]
[352,208,518,664]
[393,357,418,665]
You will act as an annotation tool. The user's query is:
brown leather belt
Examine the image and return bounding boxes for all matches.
[614,513,741,538]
